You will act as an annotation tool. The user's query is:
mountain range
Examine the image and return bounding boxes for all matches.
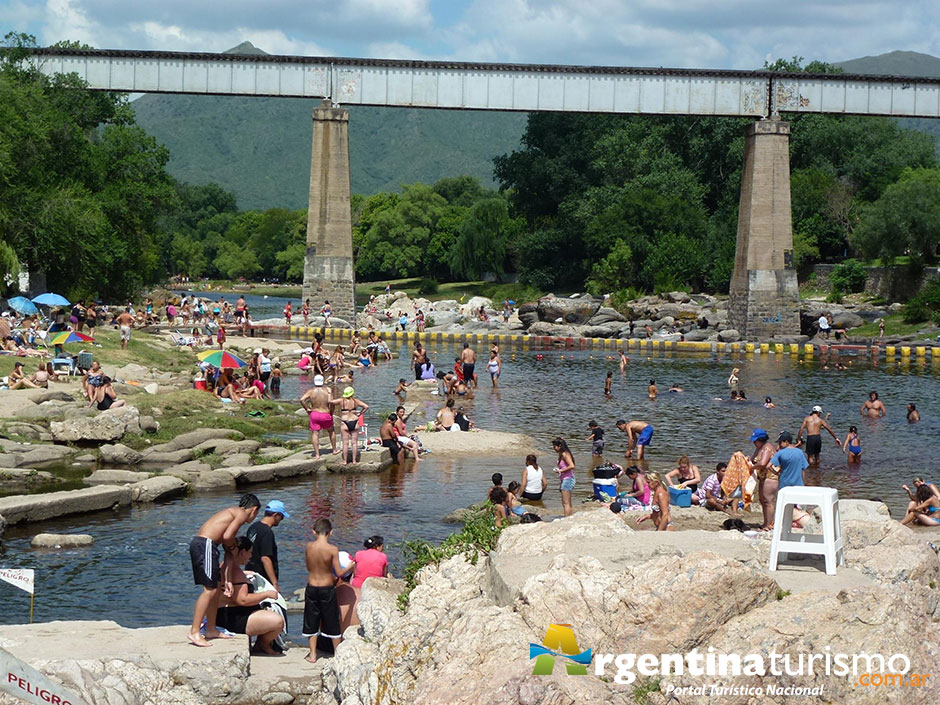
[131,45,940,210]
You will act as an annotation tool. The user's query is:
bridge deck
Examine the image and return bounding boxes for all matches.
[28,48,940,119]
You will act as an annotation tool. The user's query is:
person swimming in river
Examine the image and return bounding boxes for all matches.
[648,380,658,401]
[604,371,613,397]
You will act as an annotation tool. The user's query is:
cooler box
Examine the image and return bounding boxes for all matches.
[668,486,692,507]
[194,380,207,390]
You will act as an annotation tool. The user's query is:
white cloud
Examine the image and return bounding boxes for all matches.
[41,0,100,47]
[128,21,330,56]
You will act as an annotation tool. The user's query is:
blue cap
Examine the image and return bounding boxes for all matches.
[264,500,290,518]
[749,428,769,442]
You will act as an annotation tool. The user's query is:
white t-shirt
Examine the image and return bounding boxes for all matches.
[524,465,544,494]
[818,316,830,330]
[259,354,272,374]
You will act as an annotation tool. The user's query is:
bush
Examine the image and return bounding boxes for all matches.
[397,505,503,610]
[903,278,940,324]
[829,259,867,294]
[417,277,439,295]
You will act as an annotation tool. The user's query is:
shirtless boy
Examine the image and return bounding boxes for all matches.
[301,374,336,458]
[303,518,355,662]
[648,380,658,401]
[861,391,886,417]
[796,405,840,465]
[616,419,654,460]
[188,494,261,647]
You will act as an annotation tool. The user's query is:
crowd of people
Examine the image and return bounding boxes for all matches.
[188,494,390,662]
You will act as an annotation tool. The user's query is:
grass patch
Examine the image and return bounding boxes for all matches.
[397,504,502,611]
[849,315,932,338]
[632,678,662,705]
[122,389,303,451]
[776,588,792,600]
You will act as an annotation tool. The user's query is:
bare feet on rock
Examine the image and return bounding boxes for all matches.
[188,632,212,647]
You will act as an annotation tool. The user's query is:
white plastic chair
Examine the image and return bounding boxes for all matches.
[769,486,844,576]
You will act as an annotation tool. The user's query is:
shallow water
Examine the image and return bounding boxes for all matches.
[2,343,938,627]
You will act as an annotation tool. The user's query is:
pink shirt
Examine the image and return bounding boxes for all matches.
[351,548,388,588]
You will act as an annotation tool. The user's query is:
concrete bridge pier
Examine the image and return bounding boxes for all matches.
[301,99,356,323]
[729,117,801,340]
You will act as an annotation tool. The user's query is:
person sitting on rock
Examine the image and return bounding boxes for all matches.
[490,486,511,527]
[215,536,285,656]
[900,484,940,527]
[635,472,673,531]
[434,398,457,431]
[91,377,126,411]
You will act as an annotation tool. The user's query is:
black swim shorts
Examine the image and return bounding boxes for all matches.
[806,434,822,456]
[190,536,220,588]
[302,585,342,639]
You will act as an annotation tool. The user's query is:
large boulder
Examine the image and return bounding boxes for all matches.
[191,439,261,457]
[139,448,195,465]
[0,468,56,491]
[683,328,712,342]
[718,328,741,342]
[586,306,628,326]
[15,445,75,468]
[516,302,539,328]
[578,325,620,339]
[100,443,143,465]
[526,321,579,337]
[832,311,865,329]
[192,469,237,490]
[536,294,601,325]
[49,406,141,443]
[0,485,132,524]
[129,476,188,502]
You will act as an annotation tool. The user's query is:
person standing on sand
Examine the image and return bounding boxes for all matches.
[460,342,477,388]
[300,375,337,458]
[303,518,355,663]
[861,391,886,417]
[796,405,840,466]
[188,494,261,647]
[616,419,653,460]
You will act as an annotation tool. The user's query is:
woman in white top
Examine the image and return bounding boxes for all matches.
[520,454,547,501]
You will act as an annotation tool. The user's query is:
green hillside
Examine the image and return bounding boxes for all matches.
[835,50,940,150]
[131,43,526,210]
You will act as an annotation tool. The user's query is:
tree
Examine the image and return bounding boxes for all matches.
[852,168,940,265]
[449,197,513,280]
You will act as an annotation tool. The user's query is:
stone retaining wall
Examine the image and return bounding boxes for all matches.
[812,264,940,298]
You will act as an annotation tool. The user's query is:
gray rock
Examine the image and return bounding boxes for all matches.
[115,363,152,380]
[683,328,711,342]
[832,311,865,329]
[578,325,620,339]
[193,469,237,490]
[665,290,692,303]
[2,422,50,441]
[130,476,187,502]
[139,415,160,433]
[160,428,244,452]
[324,448,392,474]
[31,390,76,404]
[100,443,143,465]
[517,302,539,328]
[527,321,578,337]
[169,460,212,475]
[144,383,159,395]
[0,467,56,490]
[139,449,195,465]
[85,469,150,485]
[49,406,141,443]
[31,533,94,548]
[191,438,261,456]
[718,328,741,342]
[0,485,132,524]
[255,447,293,462]
[261,694,295,705]
[586,306,627,325]
[16,445,75,468]
[63,407,97,420]
[221,453,253,467]
[536,294,601,325]
[657,315,676,328]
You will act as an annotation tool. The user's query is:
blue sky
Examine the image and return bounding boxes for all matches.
[2,0,938,70]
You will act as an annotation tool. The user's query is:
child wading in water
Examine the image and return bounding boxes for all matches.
[270,363,282,394]
[303,518,355,663]
[842,425,862,463]
[604,371,612,397]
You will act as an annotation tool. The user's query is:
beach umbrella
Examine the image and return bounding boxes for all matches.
[31,293,71,307]
[6,296,38,315]
[48,330,95,346]
[196,349,248,369]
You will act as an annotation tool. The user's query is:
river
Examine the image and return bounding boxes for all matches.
[1,341,937,630]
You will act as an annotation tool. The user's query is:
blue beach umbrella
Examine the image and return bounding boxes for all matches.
[6,296,38,315]
[31,293,71,307]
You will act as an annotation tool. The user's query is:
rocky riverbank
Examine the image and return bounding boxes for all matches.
[3,501,937,705]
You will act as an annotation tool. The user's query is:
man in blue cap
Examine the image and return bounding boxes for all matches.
[246,500,289,597]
